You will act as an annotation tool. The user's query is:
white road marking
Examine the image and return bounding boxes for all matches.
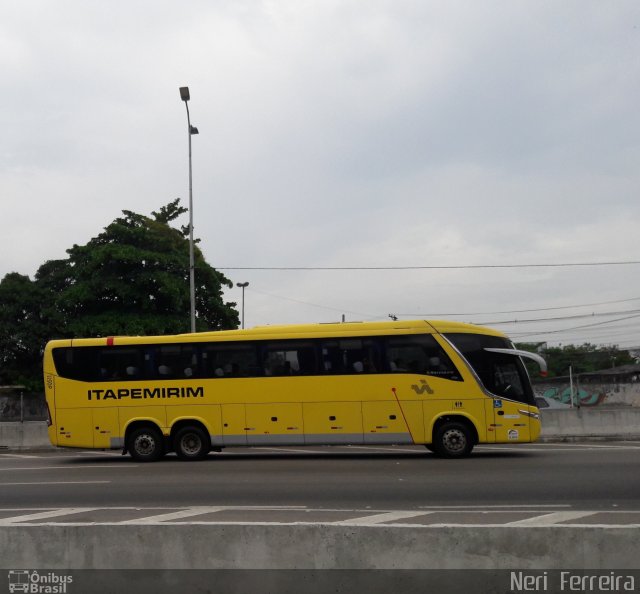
[0,454,122,461]
[476,447,587,452]
[8,520,638,528]
[121,505,308,523]
[524,443,640,450]
[0,465,138,471]
[505,511,598,526]
[0,506,636,526]
[336,511,432,525]
[417,504,572,510]
[476,445,640,452]
[3,481,110,486]
[120,506,226,524]
[0,507,98,524]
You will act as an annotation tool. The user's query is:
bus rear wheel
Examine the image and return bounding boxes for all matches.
[128,426,165,462]
[174,426,210,461]
[433,422,473,458]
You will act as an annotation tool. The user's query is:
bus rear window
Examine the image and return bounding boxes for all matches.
[52,347,100,382]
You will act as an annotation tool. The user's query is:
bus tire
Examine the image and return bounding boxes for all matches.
[433,422,473,458]
[174,426,210,461]
[128,426,165,462]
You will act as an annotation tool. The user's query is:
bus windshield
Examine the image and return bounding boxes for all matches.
[444,333,535,405]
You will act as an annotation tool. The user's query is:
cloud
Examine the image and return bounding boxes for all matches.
[1,0,639,346]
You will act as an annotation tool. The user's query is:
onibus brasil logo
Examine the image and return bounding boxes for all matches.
[8,570,73,593]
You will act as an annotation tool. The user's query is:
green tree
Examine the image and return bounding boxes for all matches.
[0,200,239,387]
[0,273,54,388]
[541,343,633,377]
[516,342,634,378]
[37,199,239,336]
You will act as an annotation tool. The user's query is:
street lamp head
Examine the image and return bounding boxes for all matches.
[179,86,190,102]
[236,282,249,288]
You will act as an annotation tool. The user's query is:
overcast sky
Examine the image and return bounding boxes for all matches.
[1,1,639,347]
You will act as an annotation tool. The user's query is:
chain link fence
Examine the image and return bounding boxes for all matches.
[0,387,48,422]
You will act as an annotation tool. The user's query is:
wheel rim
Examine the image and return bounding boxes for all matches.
[180,433,202,456]
[442,428,467,454]
[134,433,157,457]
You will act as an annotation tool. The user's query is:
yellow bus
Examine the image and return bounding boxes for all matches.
[42,320,546,461]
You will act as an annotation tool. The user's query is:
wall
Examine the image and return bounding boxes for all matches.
[539,408,640,440]
[0,422,52,449]
[3,407,640,450]
[534,380,640,407]
[0,524,637,570]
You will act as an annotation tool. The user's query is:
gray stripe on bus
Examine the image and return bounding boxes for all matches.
[113,432,414,450]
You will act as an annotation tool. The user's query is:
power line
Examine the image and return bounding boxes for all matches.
[230,284,640,345]
[247,287,376,319]
[530,321,640,338]
[514,321,640,344]
[396,296,640,317]
[475,308,640,326]
[508,313,640,338]
[219,260,640,271]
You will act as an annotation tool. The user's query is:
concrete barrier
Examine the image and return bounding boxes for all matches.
[0,524,637,570]
[0,421,52,450]
[539,408,640,441]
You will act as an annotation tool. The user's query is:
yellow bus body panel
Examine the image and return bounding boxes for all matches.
[221,403,247,445]
[303,401,364,443]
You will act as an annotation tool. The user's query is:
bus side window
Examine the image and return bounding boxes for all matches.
[384,335,461,381]
[153,345,199,380]
[320,339,380,375]
[262,342,317,376]
[202,343,259,378]
[99,347,143,381]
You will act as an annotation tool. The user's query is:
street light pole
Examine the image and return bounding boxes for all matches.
[179,86,199,333]
[236,282,249,329]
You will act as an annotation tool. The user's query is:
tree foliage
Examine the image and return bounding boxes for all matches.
[0,273,54,388]
[0,200,239,388]
[516,342,635,378]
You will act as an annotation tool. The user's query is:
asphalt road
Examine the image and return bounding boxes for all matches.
[1,442,639,512]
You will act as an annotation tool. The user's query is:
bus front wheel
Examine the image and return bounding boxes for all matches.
[128,426,165,462]
[433,422,473,458]
[174,426,210,461]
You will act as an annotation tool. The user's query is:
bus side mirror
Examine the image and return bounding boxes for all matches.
[484,347,548,377]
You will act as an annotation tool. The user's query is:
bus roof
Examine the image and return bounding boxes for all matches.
[45,319,506,349]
